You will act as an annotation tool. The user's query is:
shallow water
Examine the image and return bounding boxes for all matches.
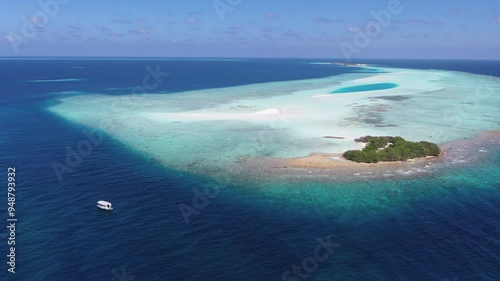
[331,82,398,93]
[48,66,500,185]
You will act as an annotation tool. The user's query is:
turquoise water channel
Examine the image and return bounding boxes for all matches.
[332,83,398,93]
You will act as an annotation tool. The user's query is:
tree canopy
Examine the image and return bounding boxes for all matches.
[343,136,441,163]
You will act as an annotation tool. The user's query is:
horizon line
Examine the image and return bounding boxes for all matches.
[0,56,498,61]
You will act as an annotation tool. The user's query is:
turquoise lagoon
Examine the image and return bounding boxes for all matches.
[48,65,500,200]
[331,83,398,93]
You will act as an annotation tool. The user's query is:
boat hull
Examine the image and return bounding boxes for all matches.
[96,205,113,211]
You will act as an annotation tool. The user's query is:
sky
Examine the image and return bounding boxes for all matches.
[1,0,499,59]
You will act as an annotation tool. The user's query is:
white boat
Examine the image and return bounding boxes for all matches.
[96,200,113,211]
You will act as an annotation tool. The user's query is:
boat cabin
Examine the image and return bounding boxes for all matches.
[96,200,113,211]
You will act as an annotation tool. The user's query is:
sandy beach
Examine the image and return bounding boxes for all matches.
[236,131,500,182]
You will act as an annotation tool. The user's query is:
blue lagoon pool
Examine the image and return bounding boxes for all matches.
[332,83,398,93]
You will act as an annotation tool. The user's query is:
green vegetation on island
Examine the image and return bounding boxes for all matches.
[343,136,441,163]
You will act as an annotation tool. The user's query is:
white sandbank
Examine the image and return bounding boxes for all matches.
[47,66,500,182]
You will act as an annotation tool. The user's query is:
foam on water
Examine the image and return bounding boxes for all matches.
[29,78,85,83]
[48,66,500,196]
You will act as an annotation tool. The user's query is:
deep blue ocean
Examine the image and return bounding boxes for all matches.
[0,58,499,281]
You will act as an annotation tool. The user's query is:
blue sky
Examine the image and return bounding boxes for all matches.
[1,0,499,59]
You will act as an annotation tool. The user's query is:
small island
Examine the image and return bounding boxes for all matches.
[343,136,441,163]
